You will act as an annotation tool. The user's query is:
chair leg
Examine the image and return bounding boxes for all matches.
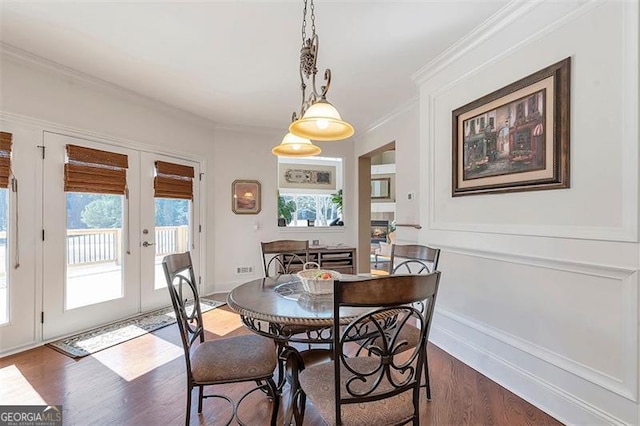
[424,347,431,401]
[295,391,307,425]
[198,385,204,413]
[185,385,192,426]
[266,377,280,426]
[276,341,288,392]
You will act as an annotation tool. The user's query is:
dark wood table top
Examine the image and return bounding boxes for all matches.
[227,274,370,328]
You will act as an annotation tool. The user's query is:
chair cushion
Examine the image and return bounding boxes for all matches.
[299,357,416,426]
[191,334,276,383]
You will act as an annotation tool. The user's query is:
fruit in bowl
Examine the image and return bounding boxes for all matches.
[298,263,341,295]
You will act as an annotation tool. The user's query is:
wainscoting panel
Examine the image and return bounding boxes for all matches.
[430,248,638,425]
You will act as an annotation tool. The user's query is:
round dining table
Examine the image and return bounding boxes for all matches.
[227,273,373,425]
[226,273,371,344]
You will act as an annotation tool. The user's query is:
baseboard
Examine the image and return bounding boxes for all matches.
[430,317,632,425]
[0,341,42,359]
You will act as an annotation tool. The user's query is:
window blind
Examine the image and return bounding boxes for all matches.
[0,132,13,188]
[154,161,194,200]
[64,144,129,194]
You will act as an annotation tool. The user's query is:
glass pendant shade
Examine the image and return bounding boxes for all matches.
[271,132,321,157]
[289,100,355,141]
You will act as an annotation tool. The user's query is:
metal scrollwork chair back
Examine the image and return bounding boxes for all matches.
[260,239,331,411]
[163,252,279,426]
[298,273,441,425]
[388,243,441,401]
[261,240,309,277]
[390,244,440,275]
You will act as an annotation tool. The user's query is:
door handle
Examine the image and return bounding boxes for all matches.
[142,241,155,247]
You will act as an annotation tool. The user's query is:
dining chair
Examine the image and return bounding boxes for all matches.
[261,240,309,277]
[390,244,440,275]
[298,273,441,425]
[260,239,332,398]
[163,252,279,426]
[389,243,441,401]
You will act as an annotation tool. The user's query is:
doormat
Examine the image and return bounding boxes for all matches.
[46,299,225,358]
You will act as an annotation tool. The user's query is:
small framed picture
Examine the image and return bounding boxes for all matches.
[232,180,261,214]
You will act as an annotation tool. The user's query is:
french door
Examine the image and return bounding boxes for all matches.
[139,152,200,311]
[42,132,199,340]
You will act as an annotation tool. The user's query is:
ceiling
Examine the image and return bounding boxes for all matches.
[0,1,509,135]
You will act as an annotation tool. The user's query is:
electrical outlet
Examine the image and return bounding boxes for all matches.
[236,266,254,274]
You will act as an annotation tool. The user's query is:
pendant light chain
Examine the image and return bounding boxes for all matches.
[310,0,316,38]
[301,0,307,47]
[301,0,316,46]
[272,0,353,155]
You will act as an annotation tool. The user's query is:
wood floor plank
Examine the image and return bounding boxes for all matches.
[1,305,564,425]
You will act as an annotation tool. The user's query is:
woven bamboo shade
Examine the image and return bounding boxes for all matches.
[64,144,129,194]
[154,161,194,200]
[0,132,13,188]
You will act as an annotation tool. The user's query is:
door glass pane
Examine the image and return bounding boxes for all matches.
[66,193,124,310]
[0,189,8,324]
[154,198,190,289]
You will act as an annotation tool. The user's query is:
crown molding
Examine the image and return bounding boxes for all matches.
[412,0,539,85]
[412,0,604,86]
[213,122,284,136]
[0,111,204,163]
[0,42,219,130]
[358,95,419,138]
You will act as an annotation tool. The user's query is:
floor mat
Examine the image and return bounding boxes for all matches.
[46,299,225,358]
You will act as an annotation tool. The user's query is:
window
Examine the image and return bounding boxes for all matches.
[0,132,12,325]
[277,157,343,227]
[64,144,128,309]
[0,188,8,324]
[528,95,538,115]
[153,160,194,289]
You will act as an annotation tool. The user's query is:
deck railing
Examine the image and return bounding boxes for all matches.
[155,226,189,256]
[66,226,189,265]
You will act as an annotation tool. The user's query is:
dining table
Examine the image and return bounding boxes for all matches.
[226,273,373,424]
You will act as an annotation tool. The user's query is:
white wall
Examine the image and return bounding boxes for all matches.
[356,102,421,243]
[356,1,639,424]
[212,126,356,292]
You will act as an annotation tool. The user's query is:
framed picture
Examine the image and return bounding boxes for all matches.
[232,179,261,214]
[278,164,336,190]
[371,177,391,199]
[452,57,570,196]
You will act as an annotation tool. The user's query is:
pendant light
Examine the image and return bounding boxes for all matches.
[289,0,353,141]
[272,0,353,157]
[271,132,321,157]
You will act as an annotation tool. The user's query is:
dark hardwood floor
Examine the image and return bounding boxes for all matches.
[1,304,563,425]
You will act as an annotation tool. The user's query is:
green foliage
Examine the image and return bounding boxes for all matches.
[278,192,296,224]
[67,193,189,230]
[67,193,100,229]
[81,196,122,228]
[330,189,343,213]
[155,198,189,226]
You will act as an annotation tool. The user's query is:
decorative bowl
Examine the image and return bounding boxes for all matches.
[296,262,341,295]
